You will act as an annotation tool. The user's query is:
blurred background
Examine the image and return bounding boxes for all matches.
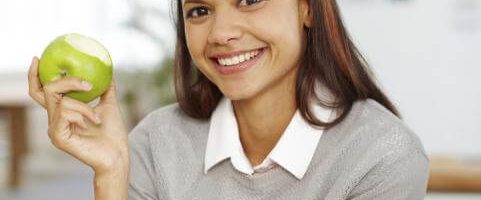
[0,0,479,199]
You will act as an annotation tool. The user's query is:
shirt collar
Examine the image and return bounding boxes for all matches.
[204,96,333,179]
[268,103,331,179]
[204,97,238,173]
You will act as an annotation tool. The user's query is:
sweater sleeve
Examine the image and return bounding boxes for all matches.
[128,115,160,200]
[348,149,430,200]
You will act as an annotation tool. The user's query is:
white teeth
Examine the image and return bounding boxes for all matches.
[239,54,245,63]
[217,49,261,66]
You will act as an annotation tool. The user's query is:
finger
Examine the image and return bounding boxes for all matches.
[43,76,92,97]
[43,77,92,117]
[49,110,87,148]
[99,79,118,106]
[64,110,89,130]
[61,96,102,124]
[28,57,46,108]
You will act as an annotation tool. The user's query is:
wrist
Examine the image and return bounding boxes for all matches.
[94,147,129,175]
[94,164,129,180]
[94,165,129,200]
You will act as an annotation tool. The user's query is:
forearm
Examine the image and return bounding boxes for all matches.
[94,164,130,200]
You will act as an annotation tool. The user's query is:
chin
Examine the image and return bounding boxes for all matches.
[220,87,260,101]
[222,91,253,101]
[213,74,266,101]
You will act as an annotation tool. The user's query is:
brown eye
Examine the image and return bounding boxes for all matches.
[239,0,263,6]
[186,6,210,18]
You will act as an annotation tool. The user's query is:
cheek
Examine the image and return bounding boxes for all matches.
[247,6,304,63]
[251,25,303,75]
[185,25,221,84]
[185,26,209,66]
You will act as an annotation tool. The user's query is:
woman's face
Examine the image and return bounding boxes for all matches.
[182,0,311,100]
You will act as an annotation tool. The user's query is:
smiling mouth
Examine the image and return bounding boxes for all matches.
[211,48,265,67]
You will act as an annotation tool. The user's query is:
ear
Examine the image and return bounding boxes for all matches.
[300,0,313,28]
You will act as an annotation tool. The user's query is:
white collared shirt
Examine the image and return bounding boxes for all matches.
[204,97,333,180]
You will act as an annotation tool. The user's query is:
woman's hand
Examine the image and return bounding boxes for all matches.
[27,57,129,175]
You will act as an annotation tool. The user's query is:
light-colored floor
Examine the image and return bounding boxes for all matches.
[0,173,93,200]
[0,145,94,200]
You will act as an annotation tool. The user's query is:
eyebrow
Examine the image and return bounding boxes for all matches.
[183,0,207,5]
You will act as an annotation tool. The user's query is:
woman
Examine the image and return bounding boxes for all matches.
[28,0,429,199]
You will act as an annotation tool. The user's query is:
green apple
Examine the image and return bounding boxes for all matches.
[39,33,113,103]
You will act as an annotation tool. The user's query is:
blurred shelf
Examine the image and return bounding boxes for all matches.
[0,105,28,190]
[428,156,481,192]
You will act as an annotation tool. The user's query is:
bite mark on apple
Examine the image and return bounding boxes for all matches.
[65,33,112,66]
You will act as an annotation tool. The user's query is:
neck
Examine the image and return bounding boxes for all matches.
[232,69,297,166]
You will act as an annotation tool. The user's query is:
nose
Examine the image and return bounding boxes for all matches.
[207,10,243,46]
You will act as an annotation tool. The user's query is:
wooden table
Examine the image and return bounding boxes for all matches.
[428,156,481,192]
[0,104,28,190]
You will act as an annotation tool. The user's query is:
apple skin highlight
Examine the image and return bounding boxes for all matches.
[39,33,113,103]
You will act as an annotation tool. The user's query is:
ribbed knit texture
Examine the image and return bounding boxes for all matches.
[128,99,429,200]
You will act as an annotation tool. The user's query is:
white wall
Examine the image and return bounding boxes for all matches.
[338,0,481,156]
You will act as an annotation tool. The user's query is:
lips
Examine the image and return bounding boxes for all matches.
[210,48,266,75]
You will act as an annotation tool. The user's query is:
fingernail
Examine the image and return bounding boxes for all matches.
[95,113,102,124]
[81,81,92,91]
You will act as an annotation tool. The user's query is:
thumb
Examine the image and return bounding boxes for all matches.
[99,79,118,105]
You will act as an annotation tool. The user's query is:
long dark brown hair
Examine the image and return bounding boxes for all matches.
[172,0,400,129]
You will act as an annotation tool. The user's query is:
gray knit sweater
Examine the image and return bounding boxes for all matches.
[128,99,429,200]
